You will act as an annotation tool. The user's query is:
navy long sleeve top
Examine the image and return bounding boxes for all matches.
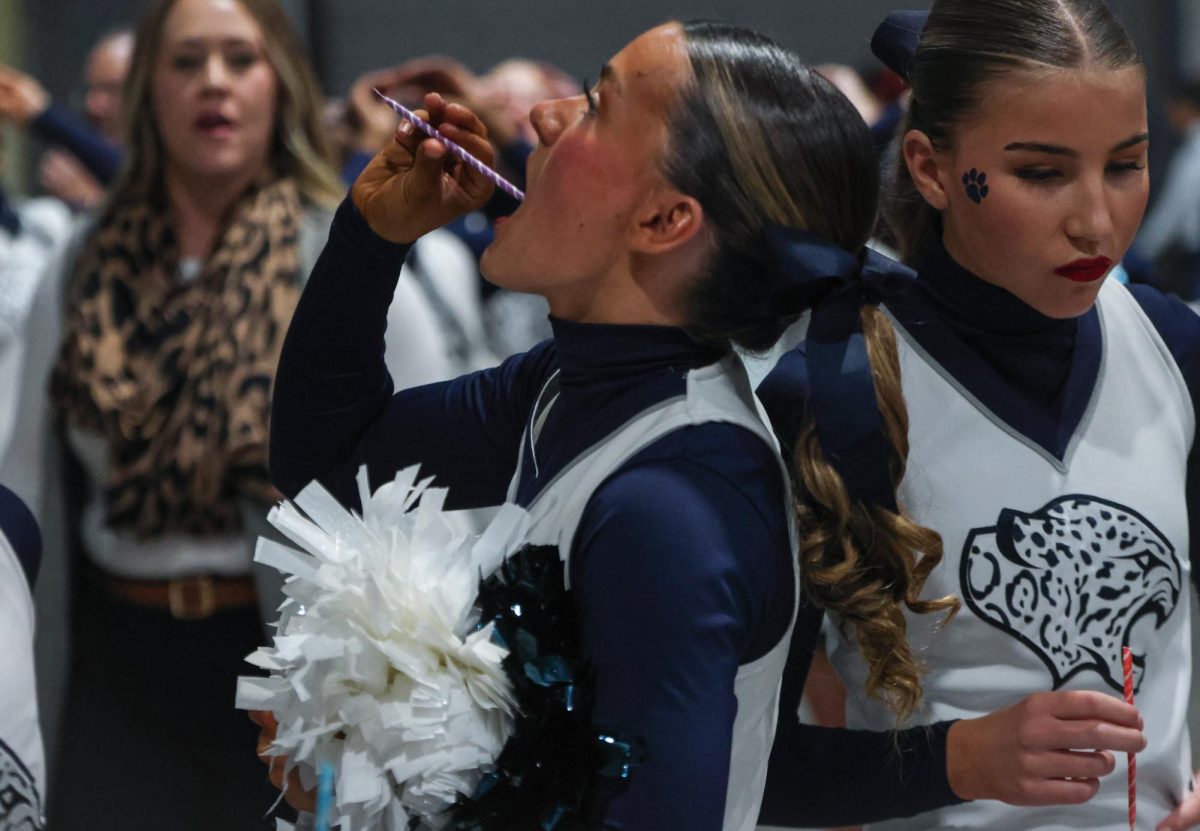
[270,198,796,829]
[756,239,1200,827]
[0,484,41,589]
[30,104,122,185]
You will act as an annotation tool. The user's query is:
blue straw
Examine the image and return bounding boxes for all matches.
[314,763,335,831]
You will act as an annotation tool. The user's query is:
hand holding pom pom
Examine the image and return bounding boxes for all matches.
[237,466,529,828]
[239,466,645,830]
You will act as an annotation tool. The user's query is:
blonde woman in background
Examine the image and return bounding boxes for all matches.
[39,0,449,827]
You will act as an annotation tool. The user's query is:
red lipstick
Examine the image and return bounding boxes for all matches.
[1054,257,1113,283]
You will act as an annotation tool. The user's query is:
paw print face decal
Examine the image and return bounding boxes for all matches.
[963,168,989,204]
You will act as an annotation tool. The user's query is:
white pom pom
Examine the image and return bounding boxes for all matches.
[238,466,528,829]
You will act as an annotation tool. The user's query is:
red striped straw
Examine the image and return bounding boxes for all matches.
[1123,645,1136,830]
[372,89,526,202]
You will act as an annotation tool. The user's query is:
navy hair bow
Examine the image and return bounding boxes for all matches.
[764,226,917,512]
[871,10,930,81]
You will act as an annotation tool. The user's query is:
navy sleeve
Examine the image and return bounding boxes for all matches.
[1127,284,1200,584]
[30,104,123,184]
[269,197,551,509]
[0,484,41,589]
[570,427,793,830]
[760,717,960,826]
[755,350,965,825]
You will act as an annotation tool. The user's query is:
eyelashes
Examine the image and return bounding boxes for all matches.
[1014,161,1147,183]
[582,79,599,116]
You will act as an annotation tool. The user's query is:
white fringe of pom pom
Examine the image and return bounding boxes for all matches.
[236,466,531,829]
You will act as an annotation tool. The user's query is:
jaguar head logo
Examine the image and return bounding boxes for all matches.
[961,495,1181,693]
[0,739,42,830]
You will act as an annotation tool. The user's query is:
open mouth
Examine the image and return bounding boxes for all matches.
[195,112,236,135]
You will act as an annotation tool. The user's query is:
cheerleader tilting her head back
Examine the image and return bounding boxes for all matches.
[259,18,925,831]
[760,2,1200,830]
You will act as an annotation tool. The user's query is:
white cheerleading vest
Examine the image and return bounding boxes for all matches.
[0,534,45,830]
[506,354,799,831]
[825,279,1194,830]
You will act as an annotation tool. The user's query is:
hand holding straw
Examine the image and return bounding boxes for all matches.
[373,89,526,202]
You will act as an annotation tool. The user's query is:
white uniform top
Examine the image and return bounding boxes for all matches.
[825,279,1194,830]
[508,354,799,831]
[0,532,45,830]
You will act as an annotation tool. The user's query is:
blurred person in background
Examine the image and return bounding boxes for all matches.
[815,63,882,127]
[0,29,133,210]
[41,28,135,209]
[36,0,450,828]
[1131,79,1200,298]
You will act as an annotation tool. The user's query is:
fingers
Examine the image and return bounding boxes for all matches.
[401,135,451,206]
[431,94,489,140]
[1025,749,1115,781]
[1156,773,1200,831]
[1022,776,1102,806]
[265,754,285,789]
[1038,689,1142,728]
[1023,717,1145,754]
[388,101,494,201]
[263,755,317,812]
[1157,803,1197,831]
[438,121,496,179]
[248,709,278,730]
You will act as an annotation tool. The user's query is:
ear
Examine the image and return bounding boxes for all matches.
[902,128,952,211]
[629,189,705,255]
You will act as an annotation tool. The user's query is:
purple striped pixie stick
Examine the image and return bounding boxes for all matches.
[373,89,525,202]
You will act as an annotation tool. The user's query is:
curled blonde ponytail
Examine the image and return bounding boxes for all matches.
[792,306,958,722]
[667,22,960,721]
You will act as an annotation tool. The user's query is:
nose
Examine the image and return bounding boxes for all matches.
[85,89,104,121]
[529,95,584,147]
[1064,177,1115,251]
[201,53,230,91]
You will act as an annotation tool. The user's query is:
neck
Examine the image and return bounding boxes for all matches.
[544,252,693,327]
[164,166,259,260]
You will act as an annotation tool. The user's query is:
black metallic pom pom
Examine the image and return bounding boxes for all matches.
[449,544,646,829]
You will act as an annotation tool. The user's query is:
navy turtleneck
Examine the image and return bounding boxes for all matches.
[881,238,1105,462]
[271,198,795,829]
[911,238,1079,407]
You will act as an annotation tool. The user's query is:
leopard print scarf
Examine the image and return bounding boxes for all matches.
[51,179,304,538]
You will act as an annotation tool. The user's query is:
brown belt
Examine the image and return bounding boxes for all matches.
[104,573,258,620]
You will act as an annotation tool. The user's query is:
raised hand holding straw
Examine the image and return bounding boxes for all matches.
[1123,645,1135,831]
[373,88,525,202]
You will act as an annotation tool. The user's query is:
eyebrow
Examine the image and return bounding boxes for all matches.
[1004,132,1149,157]
[172,36,259,48]
[599,62,622,93]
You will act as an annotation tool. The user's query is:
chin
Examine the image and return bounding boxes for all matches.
[479,247,519,292]
[479,246,504,285]
[1042,282,1106,320]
